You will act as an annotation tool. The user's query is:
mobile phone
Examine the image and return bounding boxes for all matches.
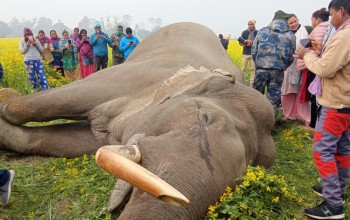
[129,41,134,44]
[68,39,72,44]
[300,38,311,48]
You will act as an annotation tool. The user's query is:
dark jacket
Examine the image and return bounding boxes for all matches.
[240,29,257,55]
[251,20,296,71]
[220,38,229,50]
[0,62,3,82]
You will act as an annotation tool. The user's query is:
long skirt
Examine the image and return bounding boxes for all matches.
[281,93,310,123]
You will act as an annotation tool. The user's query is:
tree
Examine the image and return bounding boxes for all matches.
[120,15,133,29]
[0,21,12,37]
[78,16,94,35]
[22,18,37,32]
[136,29,151,40]
[9,17,22,37]
[52,19,69,36]
[148,18,163,32]
[34,17,53,35]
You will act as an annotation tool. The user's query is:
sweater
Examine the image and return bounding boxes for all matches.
[303,24,350,109]
[19,39,44,61]
[297,22,329,71]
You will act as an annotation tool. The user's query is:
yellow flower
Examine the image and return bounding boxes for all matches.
[243,180,250,187]
[272,196,279,203]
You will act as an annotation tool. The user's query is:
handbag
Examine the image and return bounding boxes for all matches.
[43,48,54,63]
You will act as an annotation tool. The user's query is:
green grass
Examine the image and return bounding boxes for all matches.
[0,154,117,219]
[1,119,349,219]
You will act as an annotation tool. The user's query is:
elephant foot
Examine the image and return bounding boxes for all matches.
[0,88,22,103]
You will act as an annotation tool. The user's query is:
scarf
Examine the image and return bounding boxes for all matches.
[51,37,60,50]
[36,36,52,47]
[80,42,94,65]
[308,19,350,96]
[247,28,256,41]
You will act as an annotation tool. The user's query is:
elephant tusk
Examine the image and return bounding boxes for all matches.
[95,146,190,207]
[101,145,142,163]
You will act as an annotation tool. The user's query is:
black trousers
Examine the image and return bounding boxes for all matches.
[307,70,317,128]
[94,55,108,72]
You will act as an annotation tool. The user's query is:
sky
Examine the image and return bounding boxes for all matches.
[0,0,332,38]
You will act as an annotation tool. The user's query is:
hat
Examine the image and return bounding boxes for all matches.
[273,10,291,21]
[126,27,132,35]
[23,27,33,37]
[248,19,256,25]
[95,23,101,28]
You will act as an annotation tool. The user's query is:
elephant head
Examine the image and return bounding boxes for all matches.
[0,22,275,219]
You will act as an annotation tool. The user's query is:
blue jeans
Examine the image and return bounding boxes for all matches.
[0,169,10,187]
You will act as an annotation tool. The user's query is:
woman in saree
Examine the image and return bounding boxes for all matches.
[76,29,94,78]
[59,30,78,80]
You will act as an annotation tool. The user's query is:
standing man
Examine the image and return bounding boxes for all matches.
[109,25,125,65]
[218,34,229,50]
[251,10,296,120]
[297,0,350,219]
[119,27,140,60]
[239,19,258,86]
[90,23,112,72]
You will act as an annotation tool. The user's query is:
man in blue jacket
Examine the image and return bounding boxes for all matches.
[251,10,296,120]
[119,27,140,60]
[90,23,112,72]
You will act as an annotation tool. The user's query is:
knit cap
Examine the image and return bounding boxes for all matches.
[273,10,291,21]
[248,19,256,25]
[23,27,33,37]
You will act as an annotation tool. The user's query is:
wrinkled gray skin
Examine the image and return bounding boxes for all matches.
[0,22,275,219]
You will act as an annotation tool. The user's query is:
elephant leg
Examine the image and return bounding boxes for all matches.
[107,180,133,213]
[0,118,99,157]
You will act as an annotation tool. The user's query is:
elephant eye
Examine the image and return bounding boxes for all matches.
[199,111,215,125]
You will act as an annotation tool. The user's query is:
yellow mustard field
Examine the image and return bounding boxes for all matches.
[0,38,71,94]
[0,38,247,94]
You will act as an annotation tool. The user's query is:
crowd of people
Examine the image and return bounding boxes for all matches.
[17,23,140,91]
[219,0,349,219]
[236,1,349,219]
[1,0,350,218]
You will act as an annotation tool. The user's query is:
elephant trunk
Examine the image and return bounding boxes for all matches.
[95,145,190,206]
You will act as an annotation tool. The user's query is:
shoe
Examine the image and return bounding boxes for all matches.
[312,185,345,205]
[304,201,345,219]
[0,170,15,206]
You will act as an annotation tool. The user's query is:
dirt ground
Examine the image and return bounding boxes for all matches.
[0,148,48,163]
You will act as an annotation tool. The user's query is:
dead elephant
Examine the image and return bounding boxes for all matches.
[0,22,276,219]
